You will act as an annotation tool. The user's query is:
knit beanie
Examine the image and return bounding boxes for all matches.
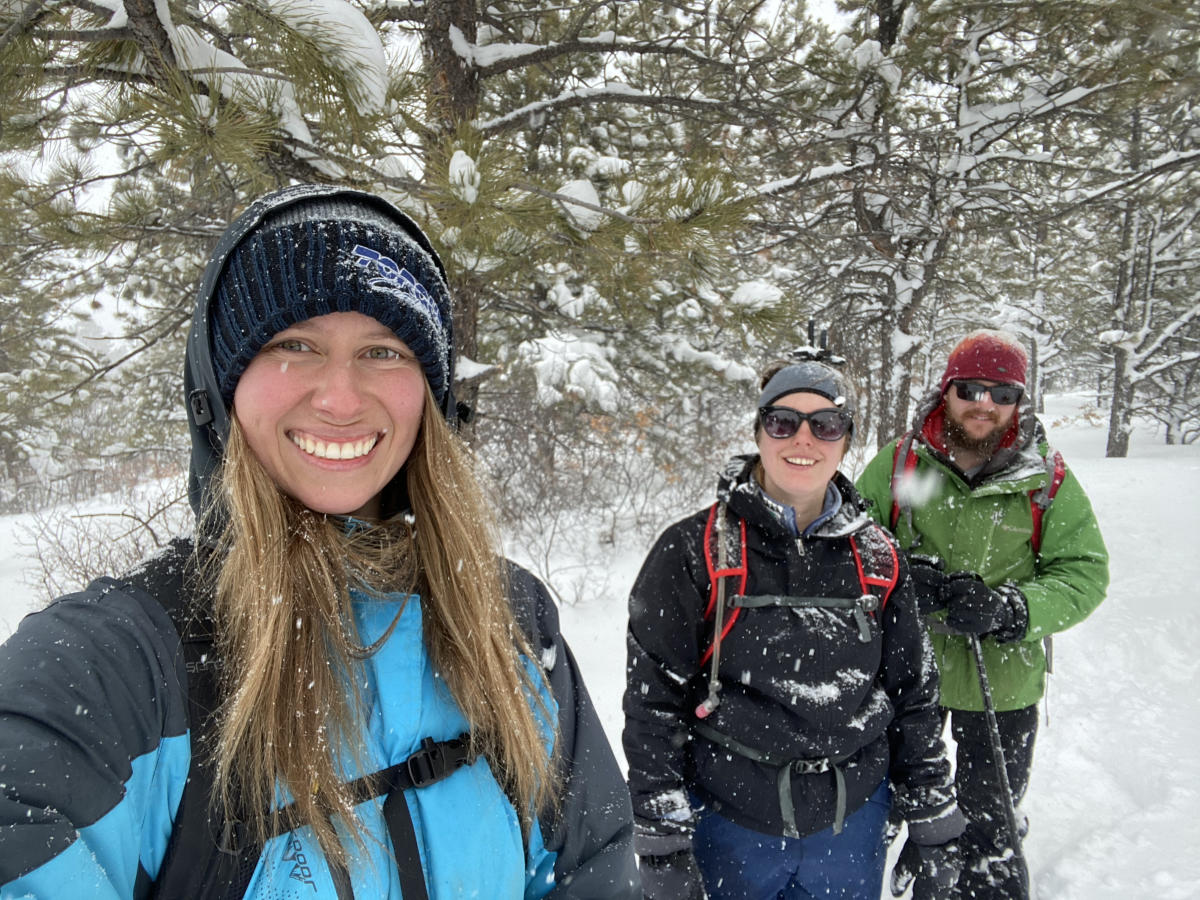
[210,196,453,408]
[758,360,854,414]
[940,329,1027,393]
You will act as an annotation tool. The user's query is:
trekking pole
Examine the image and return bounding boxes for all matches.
[966,633,1027,881]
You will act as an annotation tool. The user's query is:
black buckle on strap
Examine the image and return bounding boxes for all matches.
[404,735,469,788]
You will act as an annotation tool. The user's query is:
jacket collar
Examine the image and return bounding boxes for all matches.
[717,454,872,540]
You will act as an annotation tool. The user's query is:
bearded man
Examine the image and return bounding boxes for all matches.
[857,330,1108,899]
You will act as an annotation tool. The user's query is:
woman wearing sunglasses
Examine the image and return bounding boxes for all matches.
[623,356,964,900]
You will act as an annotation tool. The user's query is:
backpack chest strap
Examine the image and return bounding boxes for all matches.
[730,594,880,642]
[258,734,476,900]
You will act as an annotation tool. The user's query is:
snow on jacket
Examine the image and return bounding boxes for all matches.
[622,456,958,840]
[855,391,1109,712]
[0,547,638,898]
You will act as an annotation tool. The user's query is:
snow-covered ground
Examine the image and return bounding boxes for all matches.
[2,393,1197,898]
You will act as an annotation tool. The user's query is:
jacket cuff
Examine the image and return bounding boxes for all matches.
[633,826,694,856]
[633,787,696,856]
[906,805,967,846]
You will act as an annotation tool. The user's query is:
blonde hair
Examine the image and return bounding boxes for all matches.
[200,391,554,866]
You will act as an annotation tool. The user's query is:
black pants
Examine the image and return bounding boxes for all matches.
[914,705,1038,900]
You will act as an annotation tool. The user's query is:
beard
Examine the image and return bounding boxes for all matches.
[944,409,1009,458]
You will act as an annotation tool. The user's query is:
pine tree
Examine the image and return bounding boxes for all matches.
[0,0,827,552]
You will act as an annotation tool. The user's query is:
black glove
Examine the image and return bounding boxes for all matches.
[639,850,707,900]
[890,836,961,897]
[943,573,1028,642]
[906,553,950,614]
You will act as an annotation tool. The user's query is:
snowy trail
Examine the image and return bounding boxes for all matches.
[1022,444,1200,899]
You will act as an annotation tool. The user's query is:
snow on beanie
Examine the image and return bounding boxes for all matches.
[940,329,1028,393]
[210,196,453,408]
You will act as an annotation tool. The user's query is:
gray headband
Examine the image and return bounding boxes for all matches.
[757,361,852,413]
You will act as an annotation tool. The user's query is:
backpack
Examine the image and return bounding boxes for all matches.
[888,430,1066,554]
[122,538,475,900]
[693,501,900,718]
[686,502,900,836]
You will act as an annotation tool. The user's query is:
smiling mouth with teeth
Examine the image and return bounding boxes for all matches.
[785,457,818,466]
[290,432,379,460]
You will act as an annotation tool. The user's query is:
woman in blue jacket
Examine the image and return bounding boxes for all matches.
[0,184,638,899]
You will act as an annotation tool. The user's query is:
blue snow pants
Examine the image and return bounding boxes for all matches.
[693,779,890,900]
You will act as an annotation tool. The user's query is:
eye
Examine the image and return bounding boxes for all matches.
[271,338,312,353]
[364,345,406,360]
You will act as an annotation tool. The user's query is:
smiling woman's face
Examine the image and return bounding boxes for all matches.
[755,390,846,514]
[232,311,426,519]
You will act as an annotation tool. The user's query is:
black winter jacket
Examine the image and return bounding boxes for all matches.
[623,457,959,842]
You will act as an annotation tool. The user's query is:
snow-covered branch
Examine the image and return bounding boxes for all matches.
[450,26,737,77]
[475,83,726,134]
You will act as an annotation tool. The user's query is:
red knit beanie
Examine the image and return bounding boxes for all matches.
[940,329,1028,392]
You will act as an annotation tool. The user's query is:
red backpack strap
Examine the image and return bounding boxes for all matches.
[889,431,919,531]
[849,524,901,611]
[1029,449,1066,553]
[700,504,747,667]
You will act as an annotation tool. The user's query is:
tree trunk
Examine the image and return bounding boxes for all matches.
[1029,335,1042,414]
[424,0,481,133]
[422,0,482,439]
[122,0,179,83]
[875,310,917,446]
[1106,346,1133,457]
[452,276,484,443]
[1105,109,1143,459]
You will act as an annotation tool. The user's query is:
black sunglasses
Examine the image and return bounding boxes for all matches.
[953,381,1023,406]
[758,406,853,442]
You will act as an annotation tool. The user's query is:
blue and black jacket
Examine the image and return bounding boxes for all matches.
[0,544,638,898]
[623,457,962,843]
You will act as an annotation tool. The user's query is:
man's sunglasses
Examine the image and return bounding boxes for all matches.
[758,406,853,442]
[952,381,1023,406]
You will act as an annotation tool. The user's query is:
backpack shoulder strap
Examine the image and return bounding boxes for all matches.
[848,523,901,610]
[700,503,747,665]
[122,540,264,900]
[702,502,748,618]
[693,503,748,717]
[1029,448,1066,553]
[889,431,919,532]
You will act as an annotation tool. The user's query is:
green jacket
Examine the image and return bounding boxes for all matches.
[855,399,1109,712]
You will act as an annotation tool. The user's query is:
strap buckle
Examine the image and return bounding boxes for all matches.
[217,818,249,854]
[792,757,832,775]
[405,736,467,788]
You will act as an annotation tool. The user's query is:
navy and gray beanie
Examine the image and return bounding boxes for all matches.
[210,196,453,409]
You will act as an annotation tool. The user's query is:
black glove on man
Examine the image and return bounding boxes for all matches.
[889,802,967,899]
[943,573,1029,643]
[906,553,951,615]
